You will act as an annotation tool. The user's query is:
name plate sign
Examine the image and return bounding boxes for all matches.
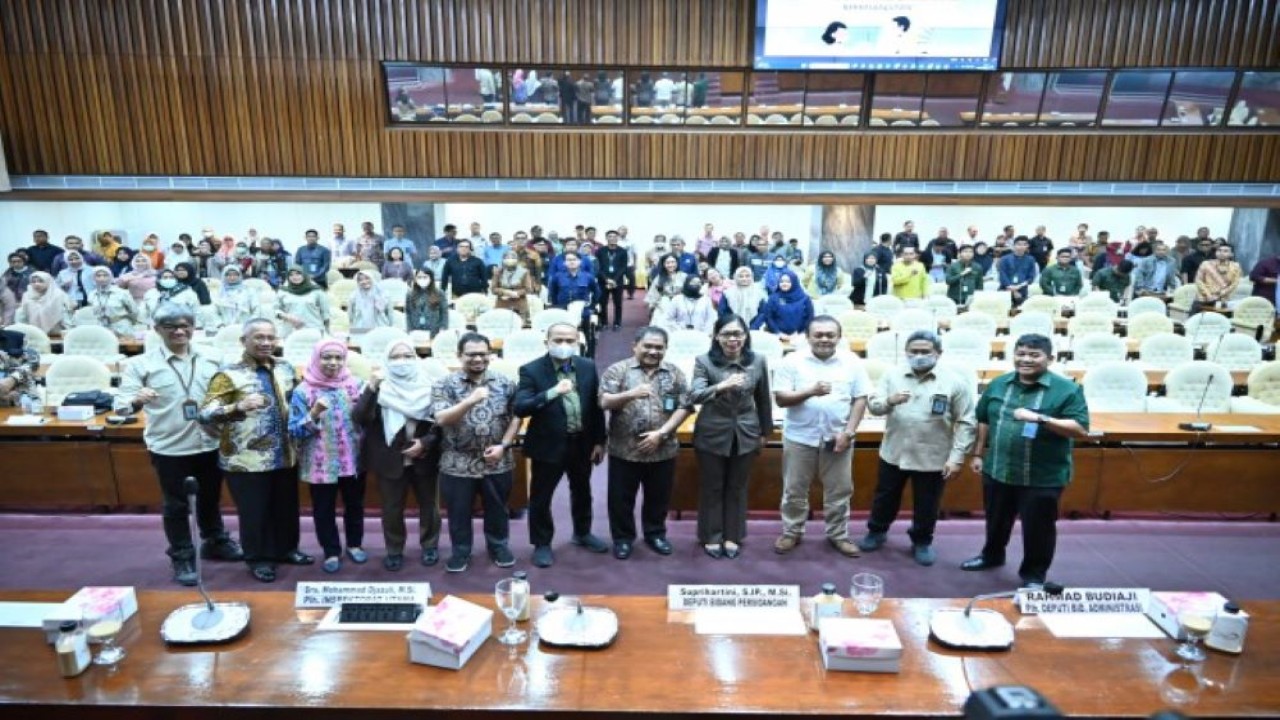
[295,582,431,609]
[1018,587,1150,615]
[668,585,800,611]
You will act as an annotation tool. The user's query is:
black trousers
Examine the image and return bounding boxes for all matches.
[866,459,946,546]
[441,471,512,556]
[599,285,624,327]
[607,456,674,543]
[528,435,595,546]
[148,450,229,561]
[623,267,636,297]
[308,476,366,558]
[980,474,1064,584]
[377,464,441,555]
[695,449,754,545]
[225,468,302,567]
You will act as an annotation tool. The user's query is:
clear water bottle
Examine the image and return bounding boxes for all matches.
[512,570,531,622]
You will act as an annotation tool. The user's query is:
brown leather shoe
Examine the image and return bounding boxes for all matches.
[830,538,861,557]
[773,534,801,554]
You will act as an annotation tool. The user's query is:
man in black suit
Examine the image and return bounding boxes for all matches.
[514,322,608,568]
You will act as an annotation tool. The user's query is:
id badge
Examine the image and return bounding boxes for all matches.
[181,400,199,421]
[1021,418,1039,439]
[930,394,948,416]
[662,395,677,413]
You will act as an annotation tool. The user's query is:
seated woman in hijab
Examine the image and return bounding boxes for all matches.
[762,254,791,294]
[850,251,890,306]
[662,275,718,334]
[801,251,850,298]
[108,247,135,278]
[646,254,688,318]
[55,250,97,308]
[214,265,257,328]
[754,269,813,339]
[15,271,75,335]
[173,262,212,305]
[117,252,158,301]
[83,265,140,336]
[718,266,767,327]
[275,266,330,337]
[142,268,200,326]
[348,269,394,332]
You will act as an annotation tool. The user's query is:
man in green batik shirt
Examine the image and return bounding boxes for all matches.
[944,245,983,306]
[1091,259,1134,303]
[961,333,1089,588]
[1038,248,1084,297]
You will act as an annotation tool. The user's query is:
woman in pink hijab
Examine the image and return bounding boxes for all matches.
[116,252,158,301]
[287,339,367,574]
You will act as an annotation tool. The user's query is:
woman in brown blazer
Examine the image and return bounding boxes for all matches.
[353,341,442,570]
[491,250,540,323]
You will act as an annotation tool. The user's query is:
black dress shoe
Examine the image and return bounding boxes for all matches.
[383,554,404,571]
[283,550,315,566]
[421,548,439,567]
[644,537,674,556]
[172,558,198,586]
[571,533,609,553]
[960,555,1004,571]
[250,564,277,583]
[613,541,632,560]
[703,544,724,559]
[201,538,245,561]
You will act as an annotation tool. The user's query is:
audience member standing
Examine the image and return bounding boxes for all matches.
[25,229,64,274]
[997,238,1038,307]
[516,323,608,567]
[962,333,1089,587]
[755,270,813,337]
[199,319,312,583]
[117,253,158,301]
[441,240,489,298]
[1038,248,1084,297]
[15,272,73,335]
[491,251,538,323]
[890,247,929,300]
[596,230,629,331]
[85,266,140,335]
[689,314,773,560]
[119,303,242,586]
[295,229,333,289]
[1194,243,1242,311]
[430,332,522,573]
[600,326,691,559]
[275,267,331,337]
[719,267,766,327]
[348,270,394,331]
[859,331,975,566]
[944,246,982,306]
[406,269,448,337]
[214,266,257,329]
[1133,242,1181,295]
[355,341,443,570]
[772,316,869,559]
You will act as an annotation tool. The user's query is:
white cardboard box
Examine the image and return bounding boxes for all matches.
[43,586,139,643]
[1146,591,1229,640]
[56,406,96,422]
[818,618,902,674]
[407,595,492,670]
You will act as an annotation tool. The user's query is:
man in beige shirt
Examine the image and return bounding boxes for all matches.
[857,330,976,566]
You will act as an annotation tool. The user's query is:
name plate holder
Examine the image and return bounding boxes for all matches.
[1018,587,1150,615]
[295,582,432,609]
[667,585,800,612]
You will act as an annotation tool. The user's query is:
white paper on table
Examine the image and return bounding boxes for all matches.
[0,602,62,628]
[1212,425,1261,433]
[693,608,808,636]
[1040,613,1165,639]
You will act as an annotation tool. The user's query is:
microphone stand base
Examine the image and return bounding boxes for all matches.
[161,602,251,645]
[1178,422,1212,431]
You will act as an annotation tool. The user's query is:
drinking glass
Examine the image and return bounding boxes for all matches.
[87,604,127,666]
[494,579,529,646]
[851,573,884,616]
[1175,611,1213,663]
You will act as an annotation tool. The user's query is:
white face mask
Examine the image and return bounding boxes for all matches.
[907,355,937,372]
[143,244,156,252]
[548,344,577,361]
[158,278,177,289]
[386,359,417,380]
[415,278,431,289]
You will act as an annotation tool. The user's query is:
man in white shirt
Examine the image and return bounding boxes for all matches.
[858,330,975,565]
[772,316,870,558]
[119,303,242,586]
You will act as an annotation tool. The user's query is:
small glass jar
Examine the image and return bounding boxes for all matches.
[55,620,90,678]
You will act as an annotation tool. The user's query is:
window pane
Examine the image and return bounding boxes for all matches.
[684,71,744,126]
[508,68,569,125]
[583,70,625,125]
[869,74,925,127]
[979,72,1045,127]
[631,71,688,126]
[920,73,982,127]
[443,67,503,124]
[1161,71,1235,127]
[748,72,805,126]
[1101,71,1172,126]
[1229,72,1280,126]
[386,64,446,123]
[802,73,863,127]
[1038,71,1105,127]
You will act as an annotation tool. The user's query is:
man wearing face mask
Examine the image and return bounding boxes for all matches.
[858,331,976,566]
[772,316,870,559]
[514,323,608,568]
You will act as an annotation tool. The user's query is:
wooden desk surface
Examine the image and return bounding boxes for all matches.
[1,590,1276,719]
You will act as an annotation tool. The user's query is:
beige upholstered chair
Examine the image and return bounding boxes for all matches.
[1081,361,1148,412]
[7,323,52,354]
[749,330,785,364]
[501,329,546,367]
[1231,361,1280,413]
[864,294,905,320]
[1126,313,1174,342]
[531,308,575,335]
[1071,333,1127,368]
[1183,311,1232,345]
[61,325,123,364]
[1126,296,1167,318]
[864,331,901,365]
[940,329,991,367]
[1147,361,1232,413]
[1207,333,1262,372]
[1138,332,1193,370]
[1231,296,1276,337]
[950,312,998,340]
[476,308,523,338]
[281,328,323,367]
[837,310,879,341]
[890,308,936,336]
[44,356,113,406]
[357,326,410,362]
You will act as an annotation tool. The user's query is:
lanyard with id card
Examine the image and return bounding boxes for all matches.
[168,355,201,421]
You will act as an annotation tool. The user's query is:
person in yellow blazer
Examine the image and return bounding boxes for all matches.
[890,247,929,300]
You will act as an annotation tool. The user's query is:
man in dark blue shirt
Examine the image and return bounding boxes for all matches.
[595,230,630,331]
[997,237,1039,307]
[294,229,332,288]
[25,229,64,274]
[440,240,489,298]
[669,237,699,276]
[434,224,459,257]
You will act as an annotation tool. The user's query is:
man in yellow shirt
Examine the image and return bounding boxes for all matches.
[890,247,929,300]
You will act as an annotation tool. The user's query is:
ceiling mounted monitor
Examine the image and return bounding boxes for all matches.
[753,0,1008,72]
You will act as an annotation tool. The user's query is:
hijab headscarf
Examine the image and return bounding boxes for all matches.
[283,265,320,296]
[377,340,435,446]
[302,339,361,393]
[220,264,247,294]
[769,269,806,302]
[763,256,790,293]
[351,270,389,315]
[217,235,237,259]
[109,247,136,277]
[156,270,186,302]
[175,262,211,305]
[19,272,73,333]
[704,270,726,308]
[58,250,95,305]
[814,251,839,295]
[721,268,767,320]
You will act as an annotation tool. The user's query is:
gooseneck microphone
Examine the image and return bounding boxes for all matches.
[1178,373,1214,432]
[964,582,1065,617]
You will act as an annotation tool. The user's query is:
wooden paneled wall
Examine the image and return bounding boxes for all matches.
[0,0,1278,181]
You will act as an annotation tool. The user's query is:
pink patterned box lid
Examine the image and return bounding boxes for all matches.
[67,587,134,616]
[1151,591,1228,616]
[819,618,903,660]
[410,595,493,654]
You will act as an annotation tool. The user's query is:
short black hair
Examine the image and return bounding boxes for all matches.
[806,315,842,338]
[443,224,457,232]
[634,326,668,345]
[1013,333,1054,356]
[1117,260,1135,273]
[879,233,892,242]
[1056,248,1073,256]
[457,332,490,356]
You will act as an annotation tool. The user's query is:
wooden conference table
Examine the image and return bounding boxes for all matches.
[2,590,1276,719]
[2,410,1277,517]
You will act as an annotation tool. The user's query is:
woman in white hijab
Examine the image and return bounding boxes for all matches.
[55,250,96,307]
[352,341,441,570]
[348,269,393,331]
[718,266,767,328]
[16,271,74,335]
[83,265,140,335]
[214,265,257,328]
